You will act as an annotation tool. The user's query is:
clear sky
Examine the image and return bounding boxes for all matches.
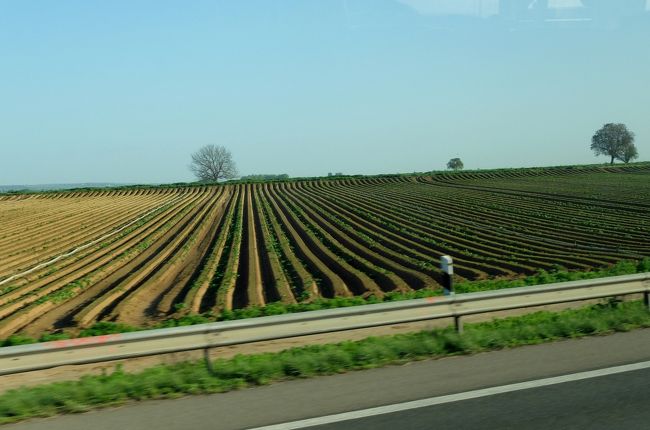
[1,0,648,184]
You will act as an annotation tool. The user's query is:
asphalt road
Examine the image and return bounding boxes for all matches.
[5,328,650,430]
[273,366,650,430]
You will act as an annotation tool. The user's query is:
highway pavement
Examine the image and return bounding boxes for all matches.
[4,328,650,430]
[258,364,650,430]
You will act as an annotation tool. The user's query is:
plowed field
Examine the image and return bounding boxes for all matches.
[1,164,649,337]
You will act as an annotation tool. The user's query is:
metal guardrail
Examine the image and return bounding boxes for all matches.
[1,273,649,376]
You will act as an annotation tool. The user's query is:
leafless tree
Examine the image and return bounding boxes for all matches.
[189,145,238,182]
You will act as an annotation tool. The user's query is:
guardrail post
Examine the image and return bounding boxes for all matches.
[204,348,216,375]
[454,316,463,334]
[644,291,649,311]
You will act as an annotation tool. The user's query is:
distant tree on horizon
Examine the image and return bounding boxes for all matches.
[189,145,238,182]
[591,123,637,165]
[240,173,289,180]
[447,158,464,171]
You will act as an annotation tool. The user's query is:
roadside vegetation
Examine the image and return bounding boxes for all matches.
[1,298,649,424]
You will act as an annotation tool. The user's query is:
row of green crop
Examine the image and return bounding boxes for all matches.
[212,186,244,311]
[249,186,295,304]
[258,184,319,301]
[177,187,238,314]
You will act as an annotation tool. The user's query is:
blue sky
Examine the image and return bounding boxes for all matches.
[1,0,648,184]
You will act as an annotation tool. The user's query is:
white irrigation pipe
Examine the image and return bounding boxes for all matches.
[0,194,186,287]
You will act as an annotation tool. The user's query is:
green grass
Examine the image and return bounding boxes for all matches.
[1,258,649,347]
[1,299,649,424]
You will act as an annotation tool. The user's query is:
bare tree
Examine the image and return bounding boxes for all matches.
[189,145,238,182]
[446,158,464,171]
[591,123,635,165]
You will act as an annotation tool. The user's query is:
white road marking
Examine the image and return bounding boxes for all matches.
[0,195,184,286]
[250,360,650,429]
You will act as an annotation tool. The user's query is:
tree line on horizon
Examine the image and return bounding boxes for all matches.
[188,123,641,181]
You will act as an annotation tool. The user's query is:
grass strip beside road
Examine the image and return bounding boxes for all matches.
[1,299,650,424]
